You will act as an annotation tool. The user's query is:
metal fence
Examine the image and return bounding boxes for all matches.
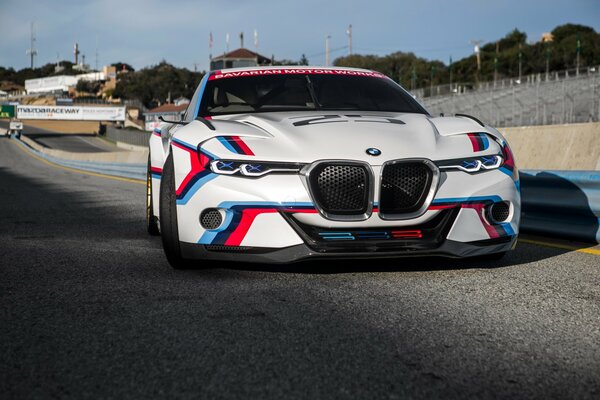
[105,126,150,148]
[419,66,600,127]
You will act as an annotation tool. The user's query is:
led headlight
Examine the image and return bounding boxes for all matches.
[210,160,304,177]
[436,154,503,173]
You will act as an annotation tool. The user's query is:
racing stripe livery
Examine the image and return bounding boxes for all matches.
[148,66,520,265]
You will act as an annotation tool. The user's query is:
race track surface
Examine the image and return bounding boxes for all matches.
[1,137,599,399]
[0,120,119,153]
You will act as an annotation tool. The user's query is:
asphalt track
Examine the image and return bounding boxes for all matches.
[1,136,599,399]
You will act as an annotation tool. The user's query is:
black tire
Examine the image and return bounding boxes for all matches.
[159,153,192,269]
[146,155,160,236]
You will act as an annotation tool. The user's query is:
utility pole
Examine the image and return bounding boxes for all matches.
[576,33,581,76]
[74,43,80,64]
[430,64,435,96]
[411,66,416,91]
[545,44,551,81]
[325,35,331,66]
[95,35,99,71]
[449,55,453,91]
[518,43,522,83]
[470,40,483,84]
[493,41,499,87]
[346,24,352,56]
[239,32,244,48]
[26,22,38,69]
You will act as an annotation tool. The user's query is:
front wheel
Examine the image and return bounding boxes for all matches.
[159,152,193,269]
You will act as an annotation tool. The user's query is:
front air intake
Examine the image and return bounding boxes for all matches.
[308,162,371,219]
[379,160,437,219]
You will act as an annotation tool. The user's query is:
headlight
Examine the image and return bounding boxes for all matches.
[210,160,305,177]
[436,154,503,173]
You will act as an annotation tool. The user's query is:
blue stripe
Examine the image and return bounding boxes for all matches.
[501,223,515,236]
[217,201,314,209]
[194,74,210,119]
[432,195,503,204]
[480,134,489,150]
[151,173,161,180]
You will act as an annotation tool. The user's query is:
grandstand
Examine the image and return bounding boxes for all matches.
[419,67,600,127]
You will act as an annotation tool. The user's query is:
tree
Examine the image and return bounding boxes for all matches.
[113,61,204,108]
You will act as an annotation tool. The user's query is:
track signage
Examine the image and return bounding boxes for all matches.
[16,105,126,121]
[0,105,15,119]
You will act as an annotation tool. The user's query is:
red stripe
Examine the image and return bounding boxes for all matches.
[172,143,202,196]
[150,167,163,174]
[463,203,499,239]
[391,230,422,239]
[225,208,277,246]
[283,208,319,213]
[231,136,254,156]
[468,133,480,152]
[428,204,457,210]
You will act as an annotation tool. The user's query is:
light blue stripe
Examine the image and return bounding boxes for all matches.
[198,210,235,244]
[194,74,210,119]
[217,201,314,208]
[502,223,515,236]
[481,134,489,150]
[176,174,218,205]
[217,136,239,154]
[432,195,503,204]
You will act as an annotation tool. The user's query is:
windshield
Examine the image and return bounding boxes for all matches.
[199,72,428,116]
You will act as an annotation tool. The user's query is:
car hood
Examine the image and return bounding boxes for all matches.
[177,111,500,164]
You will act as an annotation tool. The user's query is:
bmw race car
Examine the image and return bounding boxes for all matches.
[147,66,520,268]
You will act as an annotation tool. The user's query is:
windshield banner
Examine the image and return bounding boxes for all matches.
[210,68,386,80]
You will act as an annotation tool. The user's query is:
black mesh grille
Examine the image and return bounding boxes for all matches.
[200,209,222,230]
[490,202,510,223]
[380,162,433,215]
[309,163,369,215]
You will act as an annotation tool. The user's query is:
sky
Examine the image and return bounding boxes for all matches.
[0,0,599,72]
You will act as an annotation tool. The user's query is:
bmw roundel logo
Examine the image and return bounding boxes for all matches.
[366,148,381,156]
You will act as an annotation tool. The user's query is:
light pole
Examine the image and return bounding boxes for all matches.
[518,44,522,83]
[346,25,352,56]
[576,33,581,76]
[325,35,331,66]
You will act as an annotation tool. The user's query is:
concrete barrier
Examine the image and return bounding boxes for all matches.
[501,122,600,170]
[15,138,145,181]
[520,170,600,243]
[20,134,148,164]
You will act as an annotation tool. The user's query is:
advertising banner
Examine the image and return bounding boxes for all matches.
[0,105,15,119]
[16,105,126,121]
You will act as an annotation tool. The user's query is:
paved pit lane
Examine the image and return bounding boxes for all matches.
[1,138,599,399]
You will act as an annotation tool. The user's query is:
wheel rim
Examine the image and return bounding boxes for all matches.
[146,169,152,224]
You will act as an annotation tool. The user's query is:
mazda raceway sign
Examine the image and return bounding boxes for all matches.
[16,105,126,121]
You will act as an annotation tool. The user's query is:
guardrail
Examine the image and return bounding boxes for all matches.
[520,170,600,243]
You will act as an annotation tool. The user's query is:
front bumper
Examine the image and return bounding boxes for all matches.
[169,143,521,262]
[180,235,517,264]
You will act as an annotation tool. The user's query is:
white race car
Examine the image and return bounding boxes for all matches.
[148,66,520,267]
